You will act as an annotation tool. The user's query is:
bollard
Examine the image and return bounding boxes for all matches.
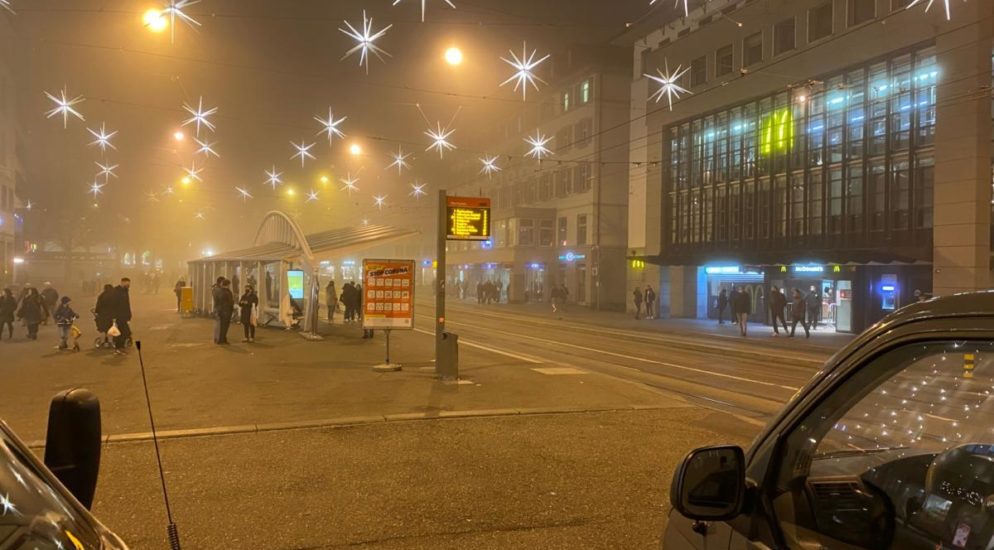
[437,331,459,380]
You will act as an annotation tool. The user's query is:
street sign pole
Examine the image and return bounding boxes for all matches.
[435,189,447,376]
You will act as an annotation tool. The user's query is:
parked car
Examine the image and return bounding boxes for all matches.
[0,389,128,549]
[665,291,994,550]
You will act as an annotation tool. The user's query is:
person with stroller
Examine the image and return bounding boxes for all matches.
[94,284,116,348]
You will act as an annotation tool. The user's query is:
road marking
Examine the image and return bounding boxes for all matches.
[532,367,588,376]
[443,320,800,391]
[412,328,543,364]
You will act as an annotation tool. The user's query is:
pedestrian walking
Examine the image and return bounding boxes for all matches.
[790,289,811,338]
[0,288,16,341]
[807,286,821,330]
[716,288,729,325]
[53,296,80,351]
[111,278,133,354]
[550,285,562,313]
[17,288,46,340]
[769,286,789,336]
[341,282,355,322]
[239,285,259,343]
[733,287,751,337]
[40,282,59,325]
[559,284,569,313]
[174,278,186,312]
[632,286,644,320]
[326,280,338,323]
[94,284,115,348]
[645,285,657,319]
[213,278,234,344]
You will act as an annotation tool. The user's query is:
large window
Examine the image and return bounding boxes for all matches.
[666,46,938,249]
[576,214,588,246]
[848,0,875,25]
[808,1,834,42]
[743,33,763,67]
[557,217,567,246]
[518,219,535,246]
[690,55,707,87]
[774,17,796,56]
[716,44,734,76]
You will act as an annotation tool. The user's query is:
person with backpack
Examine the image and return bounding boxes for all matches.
[53,296,80,351]
[632,286,644,320]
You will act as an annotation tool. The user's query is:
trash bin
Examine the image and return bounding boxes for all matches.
[437,331,459,379]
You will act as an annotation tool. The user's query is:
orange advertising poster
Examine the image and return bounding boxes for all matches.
[362,259,416,330]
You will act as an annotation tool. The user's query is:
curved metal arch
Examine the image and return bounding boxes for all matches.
[254,210,315,263]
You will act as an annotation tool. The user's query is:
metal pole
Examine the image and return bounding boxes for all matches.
[435,189,447,372]
[386,329,391,365]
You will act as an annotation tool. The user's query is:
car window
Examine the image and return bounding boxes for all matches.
[771,341,994,550]
[0,424,101,549]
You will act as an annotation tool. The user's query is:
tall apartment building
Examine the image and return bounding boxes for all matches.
[444,45,632,310]
[0,13,23,288]
[621,0,993,333]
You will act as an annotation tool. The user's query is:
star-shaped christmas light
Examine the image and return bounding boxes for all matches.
[392,0,455,22]
[907,0,962,20]
[409,181,426,198]
[264,166,283,189]
[500,42,550,100]
[525,131,553,160]
[0,493,17,517]
[373,195,387,209]
[182,96,217,137]
[339,10,393,74]
[387,146,412,175]
[194,137,219,158]
[425,122,456,158]
[306,190,320,202]
[87,123,117,152]
[185,162,204,182]
[162,0,201,43]
[194,211,206,220]
[341,173,360,194]
[315,108,348,145]
[96,161,119,181]
[88,181,105,199]
[44,87,85,128]
[235,187,253,201]
[645,60,691,111]
[291,141,316,167]
[479,155,501,177]
[146,192,160,202]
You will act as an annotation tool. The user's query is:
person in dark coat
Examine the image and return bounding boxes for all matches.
[807,286,821,330]
[16,288,46,340]
[94,284,115,346]
[112,278,133,354]
[769,286,789,336]
[645,285,657,320]
[340,282,354,323]
[239,285,259,343]
[53,296,79,351]
[632,286,644,320]
[40,283,59,325]
[734,287,751,337]
[790,289,811,338]
[174,279,186,312]
[0,288,17,340]
[716,288,729,325]
[214,278,234,344]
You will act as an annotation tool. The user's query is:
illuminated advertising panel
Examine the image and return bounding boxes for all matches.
[362,259,415,330]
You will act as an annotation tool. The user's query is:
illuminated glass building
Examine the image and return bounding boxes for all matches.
[621,0,992,332]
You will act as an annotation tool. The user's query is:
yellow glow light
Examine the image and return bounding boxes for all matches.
[349,143,363,156]
[143,9,168,33]
[173,130,185,142]
[444,47,464,66]
[286,188,297,197]
[181,176,192,186]
[320,175,330,184]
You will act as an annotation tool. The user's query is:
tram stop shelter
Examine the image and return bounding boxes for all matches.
[187,211,420,334]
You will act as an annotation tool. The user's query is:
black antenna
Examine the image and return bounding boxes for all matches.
[135,340,182,550]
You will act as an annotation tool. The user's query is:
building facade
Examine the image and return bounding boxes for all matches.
[624,0,993,333]
[445,47,632,310]
[0,13,23,289]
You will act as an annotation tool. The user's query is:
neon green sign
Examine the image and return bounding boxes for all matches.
[760,108,794,156]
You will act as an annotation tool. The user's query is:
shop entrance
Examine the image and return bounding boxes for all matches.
[773,278,854,333]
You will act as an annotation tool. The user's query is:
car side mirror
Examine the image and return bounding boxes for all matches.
[670,445,745,521]
[44,388,102,510]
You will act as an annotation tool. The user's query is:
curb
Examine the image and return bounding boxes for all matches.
[26,405,676,449]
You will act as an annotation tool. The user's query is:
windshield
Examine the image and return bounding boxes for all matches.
[0,424,101,549]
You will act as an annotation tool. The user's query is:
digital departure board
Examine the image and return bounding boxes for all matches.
[446,196,491,241]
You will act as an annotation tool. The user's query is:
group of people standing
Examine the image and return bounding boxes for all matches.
[475,280,504,304]
[211,276,259,345]
[631,285,658,320]
[716,285,819,338]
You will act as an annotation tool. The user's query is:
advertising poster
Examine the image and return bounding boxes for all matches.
[362,259,415,329]
[287,269,305,300]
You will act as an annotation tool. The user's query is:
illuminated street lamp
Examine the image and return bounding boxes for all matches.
[173,130,185,142]
[349,142,363,156]
[143,9,168,33]
[320,175,330,185]
[444,46,463,66]
[181,175,192,186]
